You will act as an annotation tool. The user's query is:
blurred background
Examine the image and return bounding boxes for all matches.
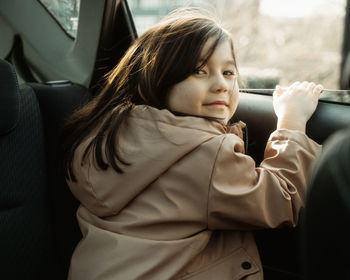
[128,0,346,93]
[39,0,350,102]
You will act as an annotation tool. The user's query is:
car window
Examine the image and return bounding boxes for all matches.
[127,0,350,104]
[38,0,80,38]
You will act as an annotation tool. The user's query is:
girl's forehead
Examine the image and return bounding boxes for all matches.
[200,37,218,57]
[199,38,235,63]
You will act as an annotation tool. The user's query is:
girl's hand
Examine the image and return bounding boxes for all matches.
[273,81,323,132]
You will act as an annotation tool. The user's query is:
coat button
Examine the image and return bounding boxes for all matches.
[241,261,252,270]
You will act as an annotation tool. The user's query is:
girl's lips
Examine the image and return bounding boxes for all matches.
[204,101,229,107]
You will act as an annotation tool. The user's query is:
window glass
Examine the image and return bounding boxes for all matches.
[128,0,350,103]
[39,0,80,38]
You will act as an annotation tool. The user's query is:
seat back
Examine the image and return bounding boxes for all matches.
[30,81,89,278]
[301,128,350,279]
[0,59,57,279]
[0,59,90,279]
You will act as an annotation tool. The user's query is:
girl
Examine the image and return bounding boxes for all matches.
[63,8,323,280]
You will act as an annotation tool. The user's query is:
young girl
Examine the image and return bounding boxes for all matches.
[63,8,323,280]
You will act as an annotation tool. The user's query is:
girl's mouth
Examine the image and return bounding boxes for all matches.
[204,101,229,108]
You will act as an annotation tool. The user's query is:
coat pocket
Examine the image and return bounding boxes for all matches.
[180,247,260,280]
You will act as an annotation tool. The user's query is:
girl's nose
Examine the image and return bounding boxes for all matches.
[211,75,229,93]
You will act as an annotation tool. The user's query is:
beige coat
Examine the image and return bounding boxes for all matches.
[67,105,321,280]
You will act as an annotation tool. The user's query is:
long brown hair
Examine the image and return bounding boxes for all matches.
[63,8,237,182]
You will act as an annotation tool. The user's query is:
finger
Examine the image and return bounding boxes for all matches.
[313,84,324,96]
[273,85,283,97]
[287,81,300,93]
[301,81,309,88]
[289,81,300,88]
[306,82,316,92]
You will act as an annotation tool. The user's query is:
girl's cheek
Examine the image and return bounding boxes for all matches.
[185,91,201,107]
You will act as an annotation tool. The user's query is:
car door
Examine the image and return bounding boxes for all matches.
[0,0,137,89]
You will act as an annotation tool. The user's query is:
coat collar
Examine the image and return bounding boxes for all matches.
[130,105,246,139]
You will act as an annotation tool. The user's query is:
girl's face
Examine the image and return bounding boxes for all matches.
[167,38,239,124]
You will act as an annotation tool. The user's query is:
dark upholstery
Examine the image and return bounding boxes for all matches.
[30,82,88,278]
[301,127,350,280]
[0,60,57,279]
[0,59,20,135]
[0,59,89,279]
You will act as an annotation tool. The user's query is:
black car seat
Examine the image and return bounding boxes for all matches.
[301,127,350,280]
[0,58,57,279]
[0,58,89,279]
[29,81,89,279]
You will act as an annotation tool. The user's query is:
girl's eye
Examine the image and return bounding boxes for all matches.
[194,69,206,75]
[223,70,236,76]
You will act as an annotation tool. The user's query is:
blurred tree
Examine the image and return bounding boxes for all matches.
[39,0,80,37]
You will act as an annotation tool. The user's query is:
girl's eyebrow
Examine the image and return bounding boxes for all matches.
[223,60,236,66]
[198,59,236,65]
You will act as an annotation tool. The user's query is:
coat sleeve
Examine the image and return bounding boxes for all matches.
[207,129,322,230]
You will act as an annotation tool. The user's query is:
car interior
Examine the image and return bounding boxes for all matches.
[0,0,350,279]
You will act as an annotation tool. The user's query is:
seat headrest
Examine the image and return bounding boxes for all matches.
[0,59,20,135]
